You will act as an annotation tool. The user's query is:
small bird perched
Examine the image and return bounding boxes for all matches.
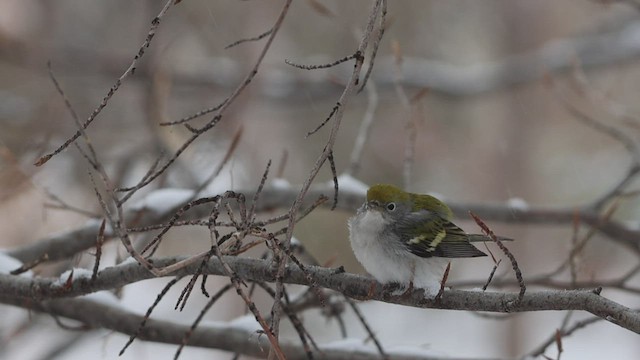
[348,184,509,297]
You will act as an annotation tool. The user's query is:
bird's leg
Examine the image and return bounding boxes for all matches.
[367,281,377,299]
[400,261,416,297]
[400,280,414,297]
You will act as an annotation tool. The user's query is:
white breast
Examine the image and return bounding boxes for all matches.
[348,210,448,296]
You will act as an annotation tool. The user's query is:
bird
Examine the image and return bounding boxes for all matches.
[348,183,510,297]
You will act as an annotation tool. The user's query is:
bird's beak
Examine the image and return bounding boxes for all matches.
[364,200,379,211]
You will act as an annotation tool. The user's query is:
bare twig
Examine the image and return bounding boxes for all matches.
[327,151,339,210]
[46,62,99,169]
[357,0,387,93]
[9,253,48,275]
[346,81,378,177]
[344,297,388,360]
[526,316,602,359]
[470,211,526,303]
[482,259,502,291]
[434,262,451,302]
[35,0,175,166]
[174,283,234,359]
[271,1,386,345]
[285,54,358,70]
[120,276,182,356]
[159,100,227,126]
[192,126,243,197]
[306,103,340,138]
[90,219,106,282]
[225,29,273,49]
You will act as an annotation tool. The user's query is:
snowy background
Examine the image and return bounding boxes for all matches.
[1,0,640,359]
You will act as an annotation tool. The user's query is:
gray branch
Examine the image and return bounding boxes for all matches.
[7,184,640,266]
[6,19,640,102]
[1,256,638,333]
[0,294,504,360]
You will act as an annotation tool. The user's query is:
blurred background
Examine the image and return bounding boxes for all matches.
[1,0,640,359]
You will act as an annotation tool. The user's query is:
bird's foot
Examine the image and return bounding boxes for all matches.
[384,282,414,297]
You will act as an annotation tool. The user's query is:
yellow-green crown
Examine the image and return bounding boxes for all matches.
[366,184,453,219]
[367,184,410,204]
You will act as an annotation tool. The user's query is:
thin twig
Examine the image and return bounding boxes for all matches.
[174,283,234,360]
[271,1,384,346]
[346,81,378,177]
[35,0,175,166]
[90,219,106,282]
[9,253,49,275]
[159,100,227,126]
[120,276,182,355]
[46,62,99,169]
[285,54,358,70]
[192,126,243,197]
[249,160,272,224]
[434,262,451,302]
[482,259,502,291]
[327,151,339,210]
[357,0,386,93]
[344,297,388,360]
[225,28,273,49]
[470,211,526,302]
[306,103,340,138]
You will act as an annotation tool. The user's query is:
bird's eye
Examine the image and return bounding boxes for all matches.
[386,202,396,211]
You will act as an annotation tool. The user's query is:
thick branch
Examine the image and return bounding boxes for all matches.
[1,257,638,333]
[0,295,501,360]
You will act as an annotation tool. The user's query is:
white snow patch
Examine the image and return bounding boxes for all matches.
[130,188,194,214]
[0,252,32,277]
[388,344,448,357]
[506,197,529,210]
[228,314,261,332]
[334,174,368,194]
[55,268,93,285]
[120,256,139,265]
[271,178,291,189]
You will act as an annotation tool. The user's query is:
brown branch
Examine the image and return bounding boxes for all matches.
[470,211,526,303]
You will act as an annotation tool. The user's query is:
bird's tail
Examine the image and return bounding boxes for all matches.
[468,234,513,243]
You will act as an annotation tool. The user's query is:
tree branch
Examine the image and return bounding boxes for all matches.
[1,257,638,333]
